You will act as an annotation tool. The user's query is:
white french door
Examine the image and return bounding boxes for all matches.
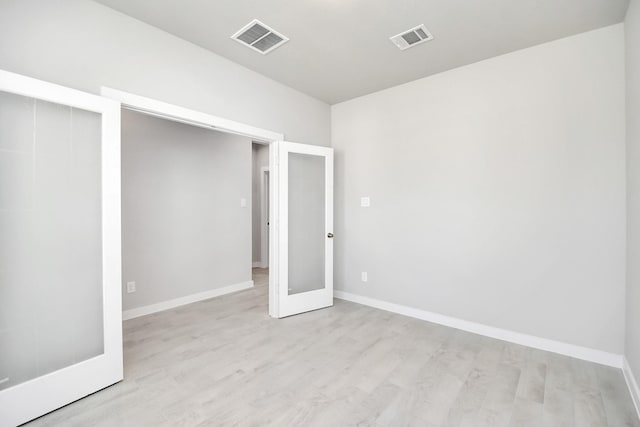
[0,70,122,426]
[272,141,333,318]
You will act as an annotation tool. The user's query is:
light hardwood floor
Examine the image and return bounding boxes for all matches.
[27,270,639,426]
[252,267,269,287]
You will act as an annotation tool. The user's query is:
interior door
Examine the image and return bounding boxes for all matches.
[275,141,333,317]
[0,70,122,426]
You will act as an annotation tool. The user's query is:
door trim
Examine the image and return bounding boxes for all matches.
[260,166,270,269]
[100,87,284,143]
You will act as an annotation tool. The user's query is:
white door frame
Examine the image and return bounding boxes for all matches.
[0,70,122,426]
[260,166,270,269]
[100,88,284,318]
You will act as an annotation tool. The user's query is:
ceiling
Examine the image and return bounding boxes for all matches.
[94,0,630,104]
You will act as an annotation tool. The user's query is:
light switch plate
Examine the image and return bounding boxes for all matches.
[240,198,247,208]
[126,281,136,293]
[361,272,368,282]
[361,197,371,207]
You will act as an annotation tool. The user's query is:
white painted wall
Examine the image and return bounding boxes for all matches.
[332,25,626,354]
[0,0,330,147]
[626,0,640,377]
[252,143,269,265]
[121,110,251,311]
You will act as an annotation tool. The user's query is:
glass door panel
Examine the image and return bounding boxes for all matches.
[288,152,326,295]
[0,92,104,391]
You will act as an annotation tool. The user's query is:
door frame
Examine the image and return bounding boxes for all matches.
[100,88,285,318]
[0,70,122,426]
[259,166,270,269]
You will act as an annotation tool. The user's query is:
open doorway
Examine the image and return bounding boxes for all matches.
[120,109,259,319]
[102,87,334,320]
[101,87,285,319]
[252,143,269,287]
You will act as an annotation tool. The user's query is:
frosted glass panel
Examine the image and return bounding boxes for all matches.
[0,91,103,391]
[288,152,325,295]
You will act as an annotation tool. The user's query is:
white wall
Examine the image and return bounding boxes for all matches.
[0,0,330,147]
[332,25,626,354]
[626,0,640,376]
[121,110,252,310]
[252,143,269,265]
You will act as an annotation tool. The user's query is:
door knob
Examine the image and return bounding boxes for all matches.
[327,233,334,238]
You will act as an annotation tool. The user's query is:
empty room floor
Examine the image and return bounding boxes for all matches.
[26,284,639,426]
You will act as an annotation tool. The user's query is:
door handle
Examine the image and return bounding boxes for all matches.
[327,233,334,238]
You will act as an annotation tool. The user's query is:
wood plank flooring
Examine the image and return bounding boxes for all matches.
[252,268,269,287]
[27,270,639,426]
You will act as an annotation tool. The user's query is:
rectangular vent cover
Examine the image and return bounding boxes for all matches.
[390,24,434,50]
[232,19,289,54]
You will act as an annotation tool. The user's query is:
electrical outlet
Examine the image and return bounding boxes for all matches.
[361,272,368,282]
[126,281,136,293]
[361,197,371,207]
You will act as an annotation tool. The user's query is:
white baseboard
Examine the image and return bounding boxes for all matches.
[123,280,254,321]
[334,290,623,368]
[623,357,640,419]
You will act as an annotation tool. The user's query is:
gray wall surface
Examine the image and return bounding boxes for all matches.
[121,110,252,310]
[331,25,626,354]
[252,144,269,264]
[626,0,640,376]
[0,0,330,148]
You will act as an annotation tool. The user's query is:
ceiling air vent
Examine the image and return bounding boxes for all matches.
[390,24,434,50]
[231,19,289,55]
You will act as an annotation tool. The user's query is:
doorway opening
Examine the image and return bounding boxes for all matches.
[120,108,262,319]
[101,87,283,318]
[101,87,334,320]
[252,143,270,288]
